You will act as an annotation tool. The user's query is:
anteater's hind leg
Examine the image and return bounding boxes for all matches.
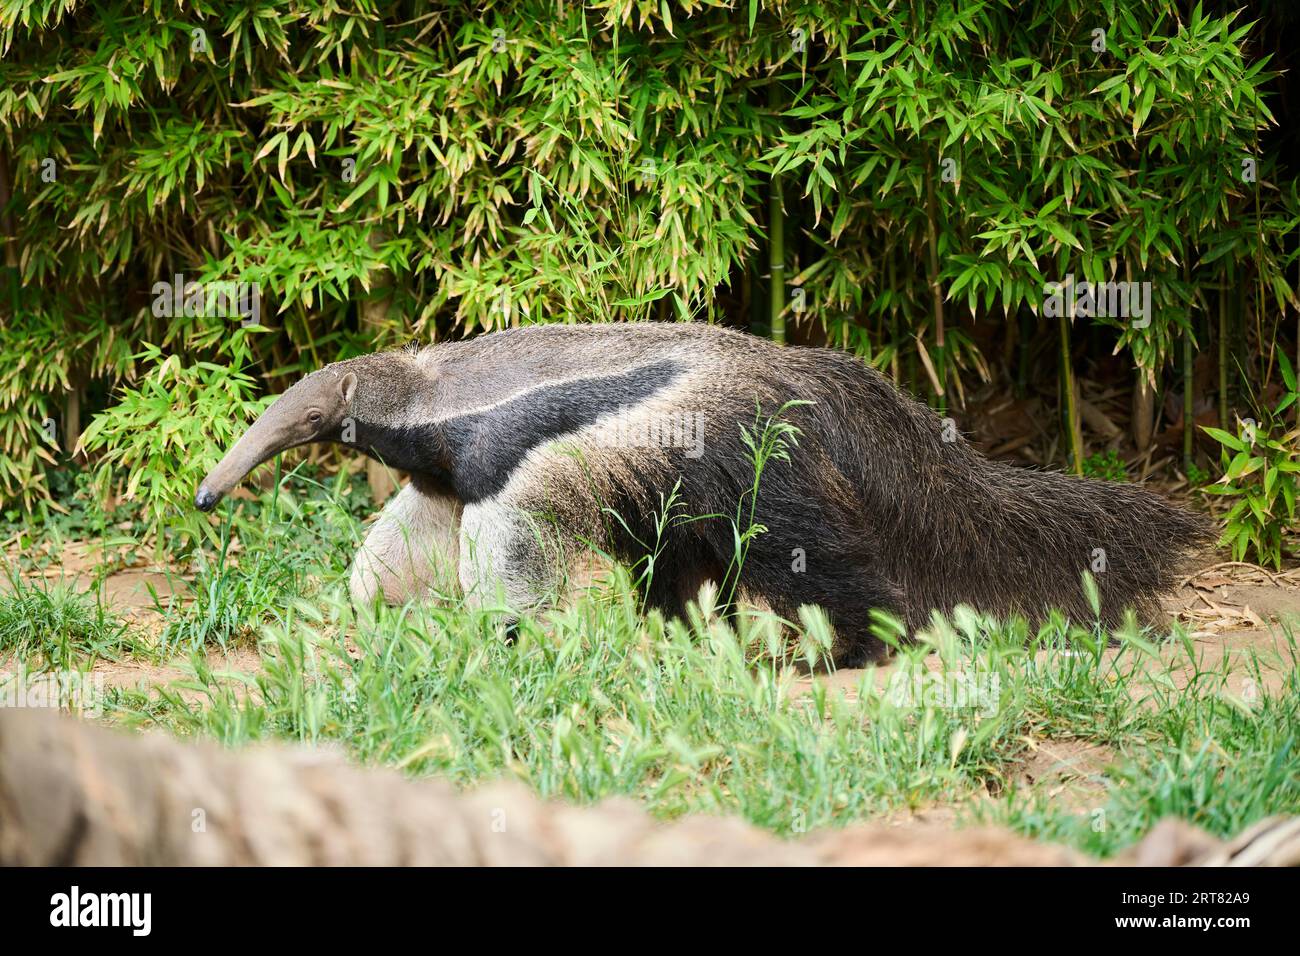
[735,468,905,668]
[737,543,901,667]
[349,483,463,606]
[640,539,724,624]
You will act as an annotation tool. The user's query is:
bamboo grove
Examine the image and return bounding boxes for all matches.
[0,1,1297,562]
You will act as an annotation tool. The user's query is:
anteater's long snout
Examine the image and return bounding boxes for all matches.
[195,398,297,512]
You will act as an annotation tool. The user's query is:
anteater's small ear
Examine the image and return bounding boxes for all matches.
[339,371,357,405]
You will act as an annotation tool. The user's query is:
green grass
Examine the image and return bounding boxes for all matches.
[100,568,1299,857]
[152,462,370,653]
[0,566,148,666]
[983,625,1300,853]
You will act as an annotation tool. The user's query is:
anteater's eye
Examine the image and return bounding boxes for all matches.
[308,410,323,425]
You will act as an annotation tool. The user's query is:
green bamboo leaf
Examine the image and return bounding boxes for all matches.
[1042,219,1082,250]
[1132,84,1156,135]
[1278,351,1296,392]
[1202,426,1246,452]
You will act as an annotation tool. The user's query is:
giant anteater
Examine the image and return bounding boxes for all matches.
[196,322,1212,665]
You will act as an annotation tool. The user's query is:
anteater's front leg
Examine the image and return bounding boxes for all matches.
[349,483,463,606]
[457,499,570,618]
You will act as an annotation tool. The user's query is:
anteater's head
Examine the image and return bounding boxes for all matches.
[195,366,358,512]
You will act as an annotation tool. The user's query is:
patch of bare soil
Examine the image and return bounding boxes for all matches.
[6,538,192,632]
[38,553,190,609]
[98,568,189,611]
[869,740,1116,832]
[0,646,264,711]
[1159,562,1300,697]
[1011,738,1114,810]
[89,646,264,699]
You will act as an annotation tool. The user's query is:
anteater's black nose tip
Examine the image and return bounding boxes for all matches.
[195,487,219,512]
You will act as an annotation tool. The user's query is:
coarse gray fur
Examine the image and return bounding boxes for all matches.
[197,322,1213,666]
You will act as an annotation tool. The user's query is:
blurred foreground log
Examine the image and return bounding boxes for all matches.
[0,709,1295,866]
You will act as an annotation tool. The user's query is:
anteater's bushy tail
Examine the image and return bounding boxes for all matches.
[807,352,1216,632]
[898,457,1217,631]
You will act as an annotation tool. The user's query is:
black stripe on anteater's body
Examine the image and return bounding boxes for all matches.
[197,322,1212,666]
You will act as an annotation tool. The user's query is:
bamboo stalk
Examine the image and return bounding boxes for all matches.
[767,83,785,346]
[768,182,784,344]
[1233,261,1248,402]
[925,168,946,413]
[1183,261,1195,475]
[740,259,752,333]
[1183,322,1195,475]
[64,385,81,459]
[1132,372,1155,454]
[1130,257,1155,455]
[1059,303,1083,476]
[0,147,17,270]
[1218,273,1230,430]
[0,148,19,314]
[888,254,900,383]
